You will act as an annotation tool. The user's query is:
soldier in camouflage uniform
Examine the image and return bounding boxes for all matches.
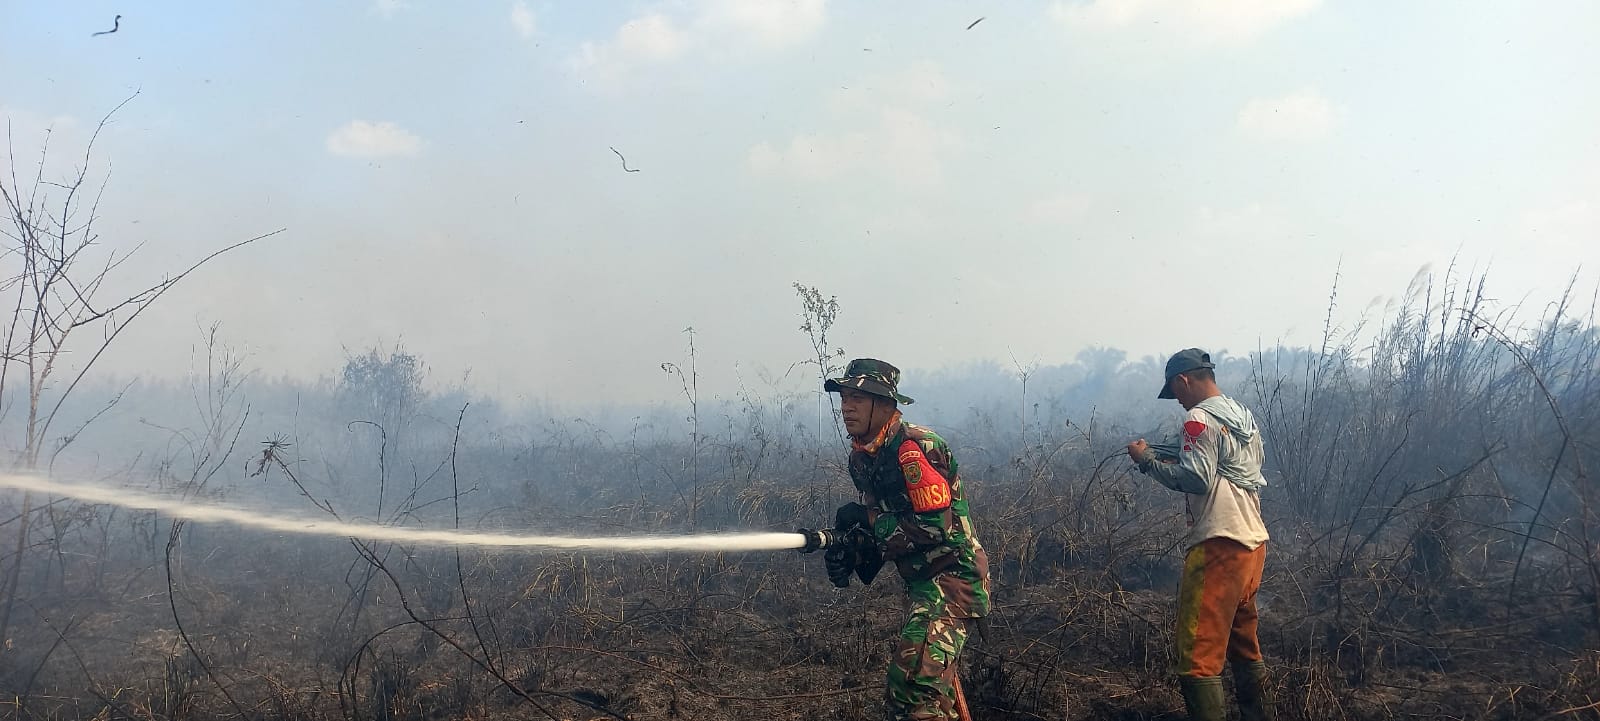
[823,359,991,721]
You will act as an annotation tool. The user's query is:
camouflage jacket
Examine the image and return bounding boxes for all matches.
[849,420,991,618]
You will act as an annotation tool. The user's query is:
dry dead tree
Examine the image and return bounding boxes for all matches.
[0,94,281,659]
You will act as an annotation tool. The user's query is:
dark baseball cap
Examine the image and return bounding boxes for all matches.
[1158,348,1215,399]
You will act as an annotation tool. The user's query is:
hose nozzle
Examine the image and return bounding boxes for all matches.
[796,527,842,553]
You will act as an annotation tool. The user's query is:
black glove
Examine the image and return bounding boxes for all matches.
[848,528,885,585]
[824,544,854,588]
[825,503,882,588]
[834,502,872,533]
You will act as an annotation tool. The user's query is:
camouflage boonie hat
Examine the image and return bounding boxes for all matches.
[825,358,915,404]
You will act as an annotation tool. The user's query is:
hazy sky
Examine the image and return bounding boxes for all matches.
[3,1,1596,406]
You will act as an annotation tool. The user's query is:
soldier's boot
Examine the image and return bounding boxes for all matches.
[1231,660,1276,721]
[1178,676,1226,721]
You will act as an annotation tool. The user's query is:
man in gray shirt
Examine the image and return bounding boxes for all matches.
[1128,349,1275,721]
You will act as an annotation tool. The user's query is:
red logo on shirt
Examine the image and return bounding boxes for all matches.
[1182,420,1207,451]
[898,440,952,513]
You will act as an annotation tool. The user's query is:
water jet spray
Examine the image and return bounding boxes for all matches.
[0,474,845,554]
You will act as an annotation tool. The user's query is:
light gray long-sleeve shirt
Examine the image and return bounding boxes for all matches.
[1140,395,1270,550]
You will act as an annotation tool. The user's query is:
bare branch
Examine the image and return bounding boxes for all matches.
[38,227,286,446]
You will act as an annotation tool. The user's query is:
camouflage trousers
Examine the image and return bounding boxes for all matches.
[886,611,969,720]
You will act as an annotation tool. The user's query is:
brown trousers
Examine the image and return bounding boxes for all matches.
[1175,537,1266,678]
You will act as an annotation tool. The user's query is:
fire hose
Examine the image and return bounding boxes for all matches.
[794,524,885,586]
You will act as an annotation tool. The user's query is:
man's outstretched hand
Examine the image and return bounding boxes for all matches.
[1127,439,1150,464]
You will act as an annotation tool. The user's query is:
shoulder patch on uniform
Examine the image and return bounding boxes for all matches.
[897,438,952,513]
[1182,420,1206,451]
[898,445,924,465]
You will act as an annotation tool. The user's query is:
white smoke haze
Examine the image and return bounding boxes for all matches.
[2,3,1598,719]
